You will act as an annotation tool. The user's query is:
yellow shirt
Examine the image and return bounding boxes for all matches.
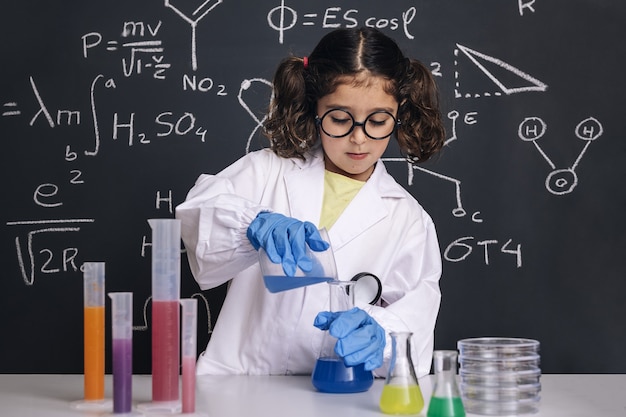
[319,170,365,230]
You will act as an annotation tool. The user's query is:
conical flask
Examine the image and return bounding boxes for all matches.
[427,350,465,417]
[311,280,374,393]
[379,331,424,415]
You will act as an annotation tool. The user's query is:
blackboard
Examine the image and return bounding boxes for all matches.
[1,0,624,374]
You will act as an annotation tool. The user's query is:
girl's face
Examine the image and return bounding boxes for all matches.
[316,76,398,182]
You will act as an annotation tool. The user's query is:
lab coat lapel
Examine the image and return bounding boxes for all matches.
[329,184,386,250]
[284,152,405,251]
[329,161,404,251]
[284,152,325,224]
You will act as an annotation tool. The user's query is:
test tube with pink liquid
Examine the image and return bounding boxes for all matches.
[180,298,205,416]
[138,219,181,413]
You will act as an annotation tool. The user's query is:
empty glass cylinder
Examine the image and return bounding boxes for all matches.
[380,331,424,415]
[427,350,465,417]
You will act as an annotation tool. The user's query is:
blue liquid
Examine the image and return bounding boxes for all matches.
[263,275,333,293]
[311,357,373,393]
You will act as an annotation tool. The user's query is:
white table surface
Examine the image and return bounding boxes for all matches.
[0,374,624,417]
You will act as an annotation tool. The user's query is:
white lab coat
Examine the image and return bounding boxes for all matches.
[175,147,442,377]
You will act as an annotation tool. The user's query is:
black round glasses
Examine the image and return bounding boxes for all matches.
[315,108,400,140]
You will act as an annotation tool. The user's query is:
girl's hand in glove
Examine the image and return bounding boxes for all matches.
[247,212,329,276]
[314,307,386,371]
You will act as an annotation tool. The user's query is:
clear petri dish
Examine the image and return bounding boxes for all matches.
[458,338,540,359]
[461,382,541,401]
[459,354,541,373]
[459,368,541,387]
[462,397,541,416]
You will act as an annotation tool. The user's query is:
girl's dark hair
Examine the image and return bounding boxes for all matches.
[263,27,445,164]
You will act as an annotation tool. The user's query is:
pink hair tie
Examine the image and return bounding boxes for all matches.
[303,56,309,69]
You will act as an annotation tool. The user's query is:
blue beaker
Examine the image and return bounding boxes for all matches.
[311,281,374,393]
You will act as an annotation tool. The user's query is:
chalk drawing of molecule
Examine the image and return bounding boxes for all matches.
[165,0,223,71]
[237,78,273,154]
[518,116,603,195]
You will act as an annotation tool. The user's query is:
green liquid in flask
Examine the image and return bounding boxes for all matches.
[379,384,424,415]
[427,396,465,417]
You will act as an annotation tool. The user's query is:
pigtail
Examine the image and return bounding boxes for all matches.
[263,56,317,159]
[396,59,446,164]
[263,28,446,163]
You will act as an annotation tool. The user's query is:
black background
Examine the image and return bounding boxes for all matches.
[1,0,624,374]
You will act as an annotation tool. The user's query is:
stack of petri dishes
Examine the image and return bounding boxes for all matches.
[457,337,541,415]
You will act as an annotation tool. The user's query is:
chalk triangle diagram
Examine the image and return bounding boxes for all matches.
[456,44,548,96]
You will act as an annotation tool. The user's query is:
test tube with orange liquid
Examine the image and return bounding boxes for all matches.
[70,262,111,411]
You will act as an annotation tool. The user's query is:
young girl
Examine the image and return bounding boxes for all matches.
[176,27,445,377]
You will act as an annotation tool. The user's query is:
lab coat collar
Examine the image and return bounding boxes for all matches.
[286,147,407,250]
[284,148,325,226]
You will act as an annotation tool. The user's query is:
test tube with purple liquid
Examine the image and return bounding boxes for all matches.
[109,292,133,414]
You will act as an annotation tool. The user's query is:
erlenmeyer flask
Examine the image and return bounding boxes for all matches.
[311,280,374,393]
[379,331,424,415]
[427,350,465,417]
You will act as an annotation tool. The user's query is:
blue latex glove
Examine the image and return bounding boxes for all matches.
[247,212,329,276]
[314,307,386,371]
